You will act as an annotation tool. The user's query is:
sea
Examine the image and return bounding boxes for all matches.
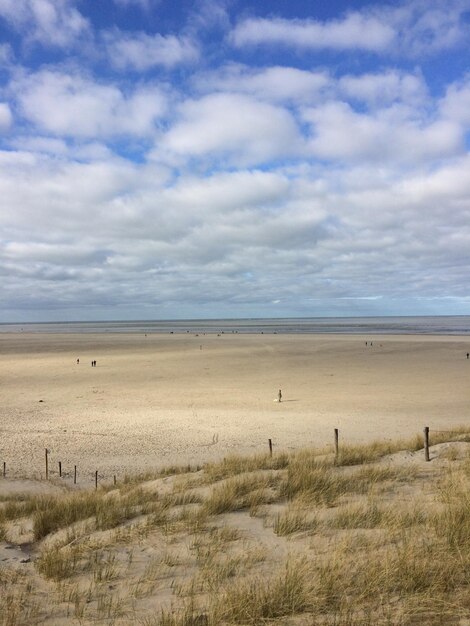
[1,316,470,335]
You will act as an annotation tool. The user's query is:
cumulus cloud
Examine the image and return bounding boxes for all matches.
[0,103,12,130]
[390,0,470,55]
[230,0,470,57]
[104,29,199,71]
[0,43,13,64]
[194,64,330,104]
[11,70,167,138]
[0,0,90,48]
[113,0,152,8]
[157,93,303,167]
[304,101,463,163]
[1,0,469,319]
[440,76,470,125]
[230,13,395,52]
[338,71,427,107]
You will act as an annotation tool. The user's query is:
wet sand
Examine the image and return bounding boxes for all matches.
[1,332,469,481]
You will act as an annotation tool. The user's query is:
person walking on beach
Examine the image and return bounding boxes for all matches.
[278,389,282,403]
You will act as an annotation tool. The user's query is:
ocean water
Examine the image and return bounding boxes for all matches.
[1,316,470,335]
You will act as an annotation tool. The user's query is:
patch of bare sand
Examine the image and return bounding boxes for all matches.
[1,332,469,480]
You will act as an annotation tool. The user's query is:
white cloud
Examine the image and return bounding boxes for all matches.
[104,30,199,71]
[440,76,470,125]
[391,0,469,55]
[157,93,303,167]
[194,64,330,104]
[0,0,90,48]
[338,71,427,107]
[0,43,13,64]
[230,13,395,52]
[12,70,167,138]
[0,102,12,130]
[230,0,470,57]
[304,101,462,163]
[113,0,152,8]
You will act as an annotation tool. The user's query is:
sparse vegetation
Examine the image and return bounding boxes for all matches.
[2,431,470,625]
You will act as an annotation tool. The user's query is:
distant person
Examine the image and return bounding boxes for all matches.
[91,360,94,367]
[77,358,79,364]
[94,360,97,367]
[467,353,469,359]
[278,389,282,403]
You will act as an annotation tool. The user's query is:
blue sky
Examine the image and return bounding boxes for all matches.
[1,0,470,322]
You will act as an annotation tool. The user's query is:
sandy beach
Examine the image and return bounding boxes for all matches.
[1,331,469,481]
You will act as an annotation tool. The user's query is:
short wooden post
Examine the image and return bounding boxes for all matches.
[59,461,62,477]
[74,465,77,485]
[334,428,339,456]
[45,448,49,480]
[113,475,116,486]
[95,470,98,490]
[424,427,430,462]
[3,461,5,477]
[268,438,273,457]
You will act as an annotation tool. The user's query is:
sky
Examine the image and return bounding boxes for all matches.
[1,0,470,322]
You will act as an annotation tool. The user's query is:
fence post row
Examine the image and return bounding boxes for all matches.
[6,426,465,482]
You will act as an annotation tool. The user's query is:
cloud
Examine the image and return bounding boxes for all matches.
[0,103,12,130]
[230,0,470,57]
[11,70,167,138]
[0,0,90,48]
[112,0,152,8]
[157,92,303,167]
[390,0,470,56]
[230,13,395,52]
[304,101,462,163]
[103,29,199,71]
[338,71,427,107]
[194,64,330,104]
[440,75,470,125]
[0,43,14,64]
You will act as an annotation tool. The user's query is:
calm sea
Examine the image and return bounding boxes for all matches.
[1,316,470,335]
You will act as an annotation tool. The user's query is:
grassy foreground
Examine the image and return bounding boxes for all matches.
[1,429,470,625]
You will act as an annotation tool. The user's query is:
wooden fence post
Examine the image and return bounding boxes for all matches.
[59,461,62,478]
[95,470,98,490]
[268,438,273,457]
[334,428,339,456]
[45,448,49,480]
[424,426,430,462]
[3,461,5,478]
[74,465,77,485]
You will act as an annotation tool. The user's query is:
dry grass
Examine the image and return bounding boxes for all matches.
[2,429,470,625]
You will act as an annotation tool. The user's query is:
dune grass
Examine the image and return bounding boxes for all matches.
[2,429,470,625]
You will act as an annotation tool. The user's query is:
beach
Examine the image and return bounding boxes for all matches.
[1,331,469,480]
